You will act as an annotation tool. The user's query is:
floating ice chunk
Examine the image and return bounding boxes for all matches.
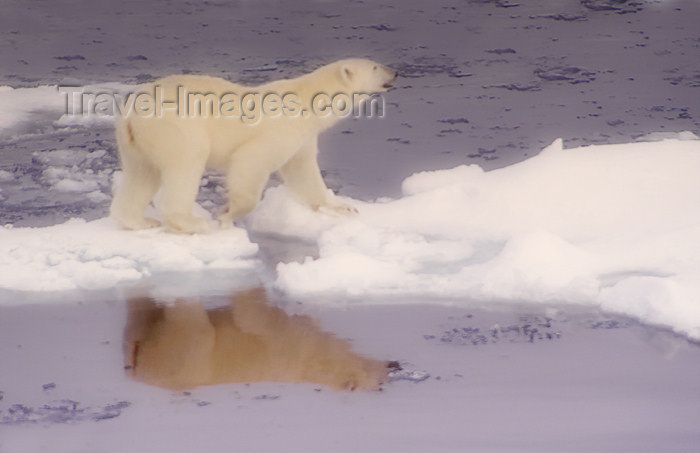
[0,170,13,182]
[0,86,66,132]
[52,178,100,193]
[250,137,700,340]
[635,130,700,142]
[387,364,430,383]
[0,218,260,293]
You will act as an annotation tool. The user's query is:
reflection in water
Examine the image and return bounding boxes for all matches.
[123,288,388,391]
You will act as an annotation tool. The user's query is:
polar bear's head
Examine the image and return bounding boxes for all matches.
[337,58,397,93]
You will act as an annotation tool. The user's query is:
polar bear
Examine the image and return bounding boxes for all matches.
[110,59,397,233]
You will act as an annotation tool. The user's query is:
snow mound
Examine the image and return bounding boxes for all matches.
[249,138,700,339]
[0,218,259,292]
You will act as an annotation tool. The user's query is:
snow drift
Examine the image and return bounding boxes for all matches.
[247,136,700,339]
[0,218,259,292]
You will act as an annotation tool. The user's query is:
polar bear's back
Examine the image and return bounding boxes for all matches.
[154,74,244,95]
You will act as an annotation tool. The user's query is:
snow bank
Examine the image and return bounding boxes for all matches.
[248,137,700,339]
[0,218,259,292]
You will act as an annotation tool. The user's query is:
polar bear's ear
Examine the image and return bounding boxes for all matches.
[341,66,354,84]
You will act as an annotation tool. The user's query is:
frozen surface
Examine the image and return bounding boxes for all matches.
[0,218,259,293]
[2,136,699,341]
[2,0,700,452]
[249,136,700,340]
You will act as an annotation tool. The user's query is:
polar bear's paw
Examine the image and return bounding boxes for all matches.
[216,206,236,229]
[217,216,235,230]
[319,200,359,217]
[118,216,162,231]
[164,214,211,234]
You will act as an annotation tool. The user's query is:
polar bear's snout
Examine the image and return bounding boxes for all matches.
[380,66,398,89]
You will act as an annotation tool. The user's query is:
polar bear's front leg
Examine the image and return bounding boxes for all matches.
[278,138,358,215]
[218,148,274,227]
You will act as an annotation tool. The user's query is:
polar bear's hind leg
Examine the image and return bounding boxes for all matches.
[111,166,162,230]
[158,158,210,234]
[110,122,162,230]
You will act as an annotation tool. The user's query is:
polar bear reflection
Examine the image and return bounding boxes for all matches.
[124,288,387,391]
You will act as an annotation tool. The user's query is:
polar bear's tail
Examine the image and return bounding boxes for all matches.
[113,114,152,185]
[113,115,160,188]
[114,115,138,158]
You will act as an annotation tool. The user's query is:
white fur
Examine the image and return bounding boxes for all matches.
[110,59,396,233]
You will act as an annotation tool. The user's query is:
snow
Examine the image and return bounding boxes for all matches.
[247,137,700,339]
[0,218,259,293]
